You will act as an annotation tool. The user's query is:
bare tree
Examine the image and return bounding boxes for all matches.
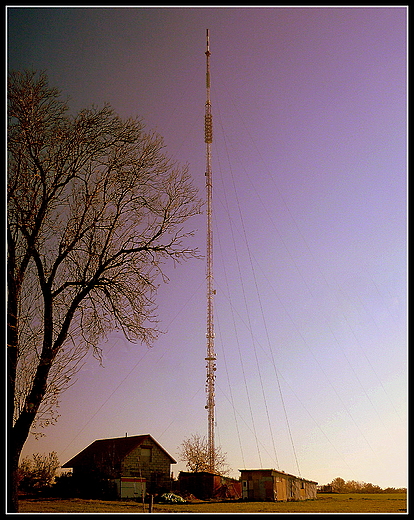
[18,452,60,492]
[178,433,230,476]
[7,70,203,511]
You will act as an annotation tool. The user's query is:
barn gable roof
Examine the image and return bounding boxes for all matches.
[62,434,176,468]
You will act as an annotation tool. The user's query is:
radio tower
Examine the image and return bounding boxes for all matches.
[204,28,216,474]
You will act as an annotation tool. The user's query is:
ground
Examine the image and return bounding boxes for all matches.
[18,493,407,514]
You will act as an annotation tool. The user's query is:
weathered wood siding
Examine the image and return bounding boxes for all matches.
[240,469,317,501]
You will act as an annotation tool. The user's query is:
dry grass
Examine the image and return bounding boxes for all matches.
[19,493,407,514]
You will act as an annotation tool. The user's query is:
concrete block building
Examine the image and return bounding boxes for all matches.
[62,434,176,499]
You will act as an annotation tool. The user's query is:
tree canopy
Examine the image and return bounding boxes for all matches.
[178,433,230,476]
[7,70,203,511]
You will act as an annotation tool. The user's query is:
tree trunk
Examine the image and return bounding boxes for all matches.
[8,377,51,512]
[8,427,30,512]
[8,445,21,512]
[9,402,35,511]
[7,319,54,512]
[7,269,21,511]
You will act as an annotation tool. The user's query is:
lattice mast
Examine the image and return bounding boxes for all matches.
[204,28,216,474]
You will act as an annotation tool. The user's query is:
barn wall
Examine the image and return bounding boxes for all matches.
[240,469,317,502]
[179,472,241,500]
[121,438,172,491]
[304,480,317,500]
[113,477,146,499]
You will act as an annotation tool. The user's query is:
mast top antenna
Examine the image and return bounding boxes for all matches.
[206,29,210,55]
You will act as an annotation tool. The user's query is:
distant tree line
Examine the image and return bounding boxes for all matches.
[323,477,406,494]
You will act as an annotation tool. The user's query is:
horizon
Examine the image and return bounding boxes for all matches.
[7,6,407,490]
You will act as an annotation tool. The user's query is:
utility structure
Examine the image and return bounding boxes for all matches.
[204,28,216,474]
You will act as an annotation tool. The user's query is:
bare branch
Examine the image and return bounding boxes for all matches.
[178,434,231,476]
[8,71,203,464]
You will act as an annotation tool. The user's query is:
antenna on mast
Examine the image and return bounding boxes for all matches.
[204,28,216,473]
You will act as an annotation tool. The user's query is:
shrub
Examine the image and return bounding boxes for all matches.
[159,492,187,504]
[18,452,60,494]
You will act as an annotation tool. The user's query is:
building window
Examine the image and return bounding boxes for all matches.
[140,447,152,465]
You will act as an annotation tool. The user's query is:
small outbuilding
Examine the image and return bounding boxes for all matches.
[62,434,176,499]
[239,469,317,501]
[178,471,242,500]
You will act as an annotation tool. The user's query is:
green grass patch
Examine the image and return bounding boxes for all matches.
[19,493,407,514]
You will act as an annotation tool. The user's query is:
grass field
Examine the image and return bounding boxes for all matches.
[19,493,407,514]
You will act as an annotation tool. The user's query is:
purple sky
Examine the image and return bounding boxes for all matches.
[8,6,407,488]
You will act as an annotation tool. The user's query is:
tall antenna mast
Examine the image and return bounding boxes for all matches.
[204,28,216,473]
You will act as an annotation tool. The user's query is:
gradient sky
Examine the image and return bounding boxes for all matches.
[7,6,407,489]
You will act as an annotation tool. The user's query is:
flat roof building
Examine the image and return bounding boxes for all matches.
[239,469,317,501]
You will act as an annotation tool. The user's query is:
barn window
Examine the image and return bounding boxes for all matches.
[140,447,152,465]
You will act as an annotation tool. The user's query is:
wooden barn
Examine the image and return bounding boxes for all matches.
[239,469,317,501]
[62,434,176,499]
[178,471,241,500]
